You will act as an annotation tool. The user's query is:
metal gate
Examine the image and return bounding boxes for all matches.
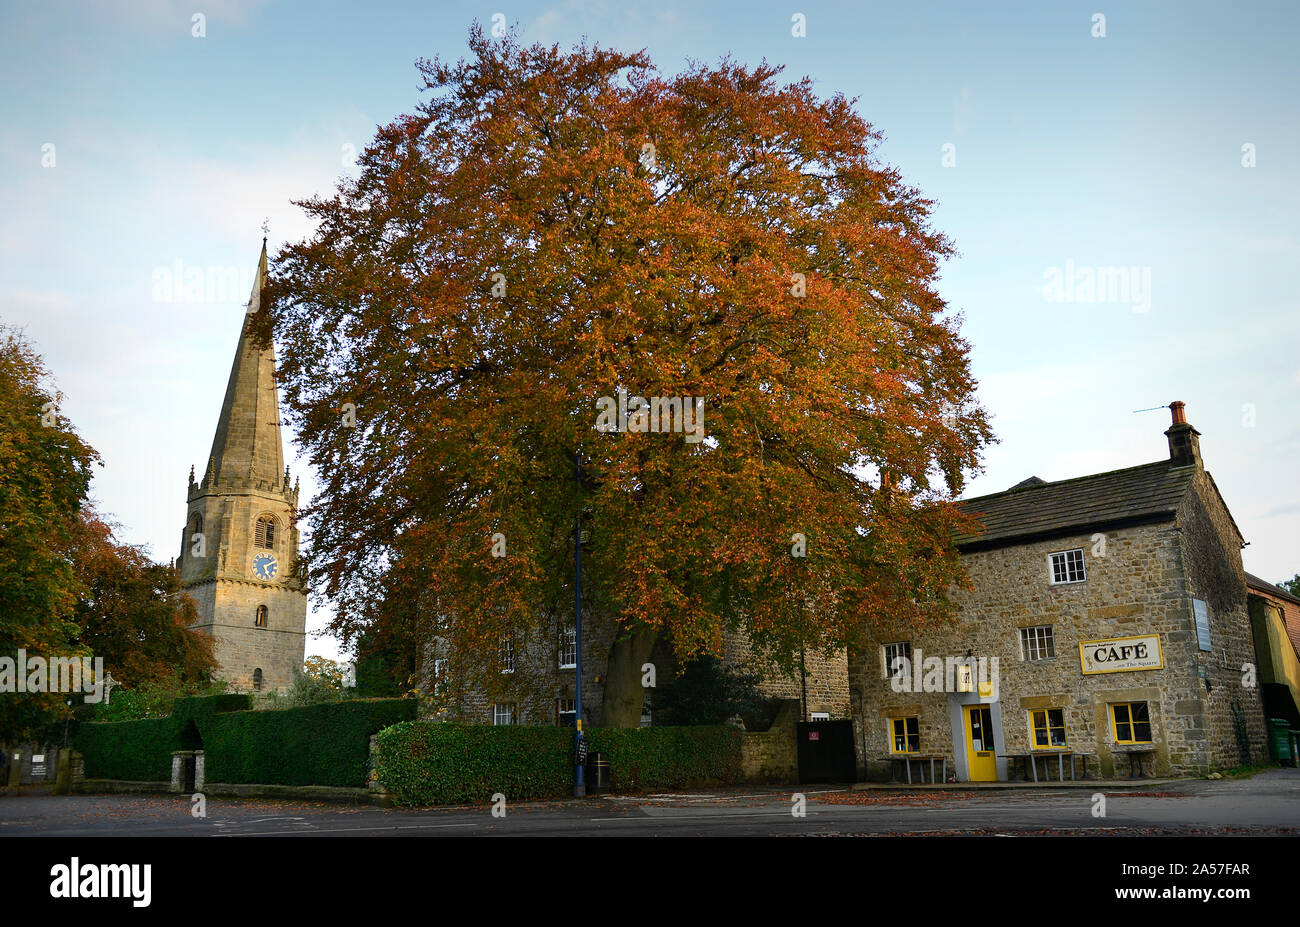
[797,720,857,783]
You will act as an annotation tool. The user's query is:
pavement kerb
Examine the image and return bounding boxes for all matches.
[850,778,1186,791]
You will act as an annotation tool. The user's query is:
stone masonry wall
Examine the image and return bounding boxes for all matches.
[204,581,307,693]
[721,628,850,718]
[740,699,801,782]
[426,607,620,727]
[1175,473,1267,768]
[179,485,307,694]
[430,612,848,727]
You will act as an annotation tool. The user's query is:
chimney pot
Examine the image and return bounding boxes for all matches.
[1164,400,1201,468]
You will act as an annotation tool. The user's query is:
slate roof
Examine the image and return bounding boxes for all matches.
[953,460,1198,551]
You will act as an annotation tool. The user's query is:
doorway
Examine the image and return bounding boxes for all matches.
[796,721,857,783]
[963,705,998,781]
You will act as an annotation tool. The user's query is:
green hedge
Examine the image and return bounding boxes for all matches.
[174,693,253,717]
[587,726,742,792]
[374,723,572,806]
[374,722,742,806]
[202,699,415,787]
[74,717,178,782]
[75,695,414,787]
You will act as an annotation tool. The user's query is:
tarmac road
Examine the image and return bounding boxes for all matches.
[3,768,1299,837]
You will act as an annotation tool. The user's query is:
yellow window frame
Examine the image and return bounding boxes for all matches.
[1111,702,1152,744]
[889,716,920,754]
[1029,708,1068,749]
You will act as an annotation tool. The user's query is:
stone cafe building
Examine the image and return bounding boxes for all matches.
[849,402,1269,782]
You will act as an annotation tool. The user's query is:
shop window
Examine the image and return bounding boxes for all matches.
[1049,548,1086,584]
[1111,702,1152,744]
[890,716,920,754]
[1020,625,1055,661]
[1030,708,1068,748]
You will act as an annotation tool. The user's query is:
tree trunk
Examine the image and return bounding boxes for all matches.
[600,628,659,727]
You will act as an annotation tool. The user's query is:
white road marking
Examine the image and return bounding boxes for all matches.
[215,821,481,836]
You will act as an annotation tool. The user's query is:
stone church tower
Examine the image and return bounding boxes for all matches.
[176,239,307,693]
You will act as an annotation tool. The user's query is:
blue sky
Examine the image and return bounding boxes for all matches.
[3,1,1297,663]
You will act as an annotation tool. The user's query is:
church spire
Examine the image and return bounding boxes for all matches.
[205,238,286,490]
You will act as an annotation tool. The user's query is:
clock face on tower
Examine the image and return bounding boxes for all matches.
[252,553,279,582]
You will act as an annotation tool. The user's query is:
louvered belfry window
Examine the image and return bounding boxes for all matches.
[255,516,276,549]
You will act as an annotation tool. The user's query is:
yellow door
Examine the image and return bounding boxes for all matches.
[964,705,998,781]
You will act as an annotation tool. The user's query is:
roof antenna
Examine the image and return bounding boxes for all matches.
[1131,405,1169,413]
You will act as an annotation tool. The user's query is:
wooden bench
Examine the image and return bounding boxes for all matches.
[998,751,1095,782]
[890,754,948,784]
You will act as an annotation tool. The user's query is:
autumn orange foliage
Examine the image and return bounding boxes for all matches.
[265,29,993,724]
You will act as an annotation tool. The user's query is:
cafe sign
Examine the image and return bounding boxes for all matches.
[1079,634,1163,675]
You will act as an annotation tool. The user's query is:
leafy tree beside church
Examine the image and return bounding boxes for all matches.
[0,326,214,740]
[262,30,992,726]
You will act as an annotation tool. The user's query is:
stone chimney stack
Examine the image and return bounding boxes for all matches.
[1164,400,1202,469]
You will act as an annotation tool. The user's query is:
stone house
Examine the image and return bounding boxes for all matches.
[423,612,849,729]
[850,402,1268,781]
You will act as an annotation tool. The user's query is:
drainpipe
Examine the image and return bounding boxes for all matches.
[800,647,808,721]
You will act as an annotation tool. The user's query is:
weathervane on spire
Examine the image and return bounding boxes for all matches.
[261,217,269,244]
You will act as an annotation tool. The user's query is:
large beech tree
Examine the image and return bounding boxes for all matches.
[263,30,993,725]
